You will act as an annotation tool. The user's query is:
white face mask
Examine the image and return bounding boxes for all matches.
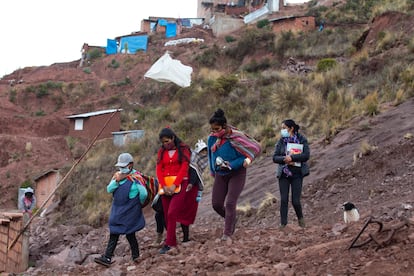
[281,129,290,138]
[119,167,130,174]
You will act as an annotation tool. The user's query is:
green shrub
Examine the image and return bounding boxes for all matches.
[9,89,16,103]
[108,59,120,69]
[212,75,239,97]
[225,36,236,43]
[257,19,270,29]
[317,58,337,72]
[36,86,49,98]
[195,44,220,67]
[83,67,91,74]
[88,48,102,60]
[20,179,32,188]
[35,110,46,116]
[226,28,274,60]
[244,58,271,72]
[274,31,296,57]
[112,77,131,87]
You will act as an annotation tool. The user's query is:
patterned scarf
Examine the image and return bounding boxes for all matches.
[282,134,300,177]
[210,126,261,161]
[127,172,158,208]
[190,151,208,189]
[210,129,227,152]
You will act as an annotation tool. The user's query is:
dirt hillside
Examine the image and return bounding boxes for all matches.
[1,5,414,276]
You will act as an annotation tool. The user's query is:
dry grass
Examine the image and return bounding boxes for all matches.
[257,193,277,217]
[55,1,414,227]
[372,0,412,16]
[236,202,254,217]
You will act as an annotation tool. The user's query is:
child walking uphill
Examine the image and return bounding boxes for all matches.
[94,153,148,267]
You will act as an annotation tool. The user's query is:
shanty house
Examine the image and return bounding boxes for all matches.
[33,169,61,210]
[66,109,122,142]
[270,15,315,33]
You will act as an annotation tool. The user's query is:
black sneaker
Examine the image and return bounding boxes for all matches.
[94,255,112,267]
[159,245,171,254]
[132,257,140,264]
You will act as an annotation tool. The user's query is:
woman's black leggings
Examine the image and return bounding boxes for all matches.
[278,175,303,226]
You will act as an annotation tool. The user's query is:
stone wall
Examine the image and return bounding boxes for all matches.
[0,212,29,273]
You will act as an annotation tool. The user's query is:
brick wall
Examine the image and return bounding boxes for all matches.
[0,212,29,273]
[272,16,316,33]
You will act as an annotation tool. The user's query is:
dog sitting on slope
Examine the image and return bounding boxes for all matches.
[342,202,360,223]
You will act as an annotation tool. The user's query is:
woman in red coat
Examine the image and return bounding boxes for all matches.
[156,127,191,254]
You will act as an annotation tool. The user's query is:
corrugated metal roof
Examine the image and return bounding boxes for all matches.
[66,109,122,119]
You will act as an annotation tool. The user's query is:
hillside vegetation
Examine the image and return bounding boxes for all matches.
[2,0,414,227]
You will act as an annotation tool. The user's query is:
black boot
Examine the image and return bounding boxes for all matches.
[181,224,190,242]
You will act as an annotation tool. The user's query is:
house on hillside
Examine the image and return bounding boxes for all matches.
[66,109,122,142]
[270,15,315,33]
[113,33,149,54]
[140,17,204,39]
[198,0,270,22]
[33,169,61,211]
[198,0,313,33]
[141,16,177,34]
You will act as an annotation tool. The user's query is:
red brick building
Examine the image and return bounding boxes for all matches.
[66,109,122,142]
[270,15,315,33]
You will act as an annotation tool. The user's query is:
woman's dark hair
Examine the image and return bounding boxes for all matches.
[283,119,300,133]
[158,127,189,163]
[209,108,227,126]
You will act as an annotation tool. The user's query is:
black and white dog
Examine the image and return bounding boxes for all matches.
[342,202,360,223]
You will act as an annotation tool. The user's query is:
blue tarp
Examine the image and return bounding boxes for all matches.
[158,19,167,26]
[106,39,117,55]
[166,22,177,38]
[119,35,148,53]
[180,19,191,27]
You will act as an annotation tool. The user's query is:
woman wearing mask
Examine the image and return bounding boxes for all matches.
[207,109,251,242]
[156,127,191,254]
[272,119,310,228]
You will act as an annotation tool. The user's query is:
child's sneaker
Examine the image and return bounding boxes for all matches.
[298,218,306,228]
[94,255,112,267]
[159,245,171,254]
[153,232,163,245]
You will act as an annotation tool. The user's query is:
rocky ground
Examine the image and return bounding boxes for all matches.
[23,98,414,276]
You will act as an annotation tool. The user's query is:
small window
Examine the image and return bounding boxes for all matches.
[74,119,84,130]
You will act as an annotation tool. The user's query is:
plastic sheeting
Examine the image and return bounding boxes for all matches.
[119,35,148,53]
[166,22,177,38]
[106,39,117,55]
[144,52,192,88]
